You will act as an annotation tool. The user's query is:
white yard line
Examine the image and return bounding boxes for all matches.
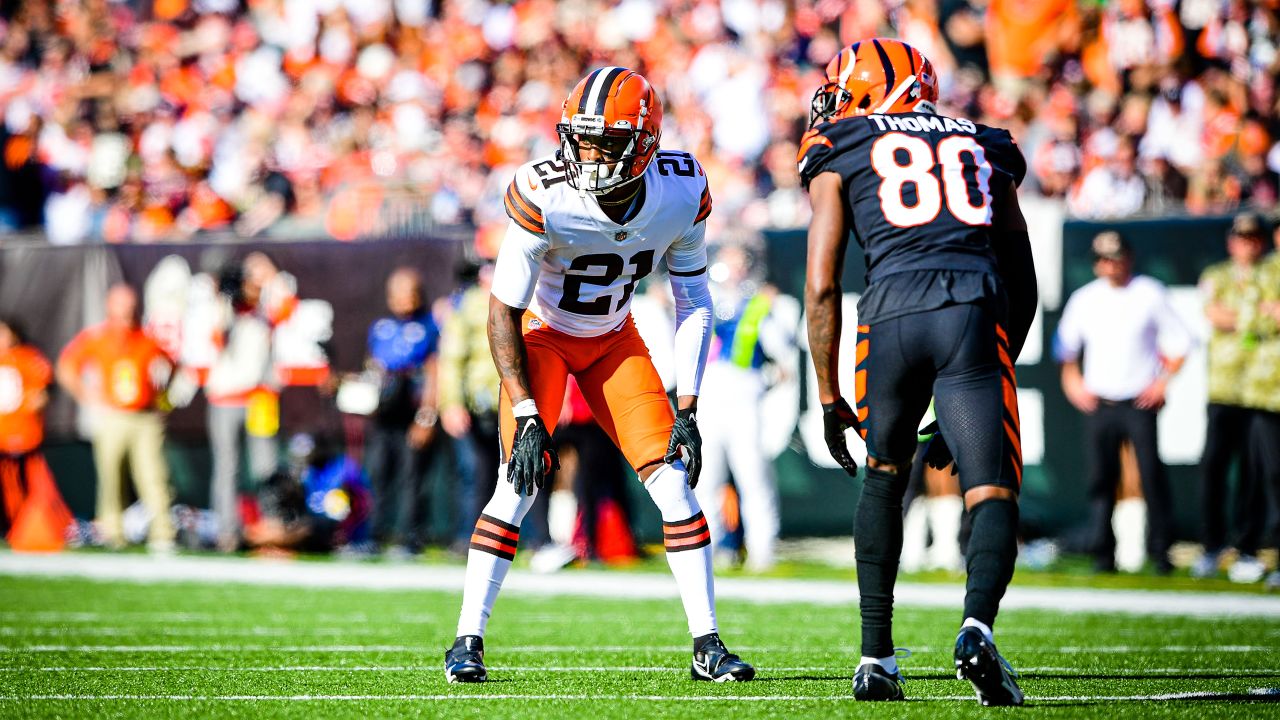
[2,689,1278,702]
[3,665,1278,675]
[5,643,1275,654]
[3,552,1279,618]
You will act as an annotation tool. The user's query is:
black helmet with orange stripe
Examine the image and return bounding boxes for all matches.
[557,67,663,195]
[809,38,938,128]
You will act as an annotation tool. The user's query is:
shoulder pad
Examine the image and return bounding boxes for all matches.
[796,125,836,188]
[653,149,710,222]
[796,119,870,189]
[505,162,552,235]
[977,126,1027,188]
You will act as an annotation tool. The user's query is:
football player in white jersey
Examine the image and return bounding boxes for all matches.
[444,67,755,684]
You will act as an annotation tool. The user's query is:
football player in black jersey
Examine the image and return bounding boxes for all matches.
[800,39,1037,705]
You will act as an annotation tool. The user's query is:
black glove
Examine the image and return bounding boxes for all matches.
[664,408,702,488]
[917,420,955,471]
[822,398,861,477]
[508,413,558,496]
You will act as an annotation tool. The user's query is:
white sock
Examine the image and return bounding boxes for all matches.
[547,488,577,546]
[860,654,899,675]
[962,617,994,643]
[925,495,964,570]
[646,462,717,638]
[455,464,538,638]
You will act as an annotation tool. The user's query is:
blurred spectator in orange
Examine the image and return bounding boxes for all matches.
[56,283,176,553]
[0,317,50,539]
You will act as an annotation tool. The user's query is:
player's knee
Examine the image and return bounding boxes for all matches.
[636,461,664,482]
[862,463,909,502]
[963,484,1017,511]
[866,455,909,476]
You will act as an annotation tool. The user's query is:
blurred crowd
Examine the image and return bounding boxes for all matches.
[0,0,1278,247]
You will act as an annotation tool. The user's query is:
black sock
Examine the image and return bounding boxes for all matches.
[855,465,908,658]
[963,498,1019,628]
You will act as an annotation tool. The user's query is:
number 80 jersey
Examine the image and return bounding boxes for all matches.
[492,150,712,338]
[797,112,1026,284]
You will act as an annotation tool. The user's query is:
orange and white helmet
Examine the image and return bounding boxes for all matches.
[558,67,662,195]
[809,38,938,127]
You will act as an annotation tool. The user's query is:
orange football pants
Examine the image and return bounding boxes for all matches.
[499,312,675,473]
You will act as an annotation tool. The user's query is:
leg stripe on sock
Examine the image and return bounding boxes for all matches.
[470,533,517,560]
[664,512,710,552]
[478,514,520,539]
[662,511,706,533]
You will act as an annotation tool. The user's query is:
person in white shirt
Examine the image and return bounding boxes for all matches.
[1054,231,1192,574]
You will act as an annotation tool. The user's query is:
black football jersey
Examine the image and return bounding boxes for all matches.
[798,112,1026,285]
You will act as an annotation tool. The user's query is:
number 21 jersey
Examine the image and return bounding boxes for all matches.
[797,112,1026,285]
[492,150,712,338]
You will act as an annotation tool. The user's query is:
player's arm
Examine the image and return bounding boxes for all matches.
[990,178,1037,362]
[664,220,714,486]
[489,221,547,407]
[803,170,859,476]
[1136,286,1193,410]
[489,220,558,494]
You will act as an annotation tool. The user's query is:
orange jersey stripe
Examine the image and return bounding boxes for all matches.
[509,182,543,222]
[855,338,870,364]
[695,187,712,223]
[476,518,519,542]
[797,129,833,163]
[505,193,545,234]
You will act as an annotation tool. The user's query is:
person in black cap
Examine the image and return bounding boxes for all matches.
[1193,213,1268,580]
[1054,231,1194,574]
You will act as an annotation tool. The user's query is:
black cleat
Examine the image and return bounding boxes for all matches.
[691,633,755,682]
[444,635,487,683]
[954,627,1024,706]
[852,662,905,701]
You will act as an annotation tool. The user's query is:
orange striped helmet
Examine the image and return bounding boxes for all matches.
[809,38,938,127]
[557,67,662,195]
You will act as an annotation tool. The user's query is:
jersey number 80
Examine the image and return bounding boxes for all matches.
[870,133,993,228]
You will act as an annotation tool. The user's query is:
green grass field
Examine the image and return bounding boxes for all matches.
[2,571,1280,719]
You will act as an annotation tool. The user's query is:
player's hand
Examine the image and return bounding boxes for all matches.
[822,398,861,477]
[508,413,558,496]
[917,420,954,470]
[665,408,702,488]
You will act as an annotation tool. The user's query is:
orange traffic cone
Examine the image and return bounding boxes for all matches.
[7,455,72,553]
[595,498,638,565]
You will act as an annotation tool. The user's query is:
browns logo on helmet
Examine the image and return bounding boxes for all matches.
[557,67,663,195]
[809,38,938,128]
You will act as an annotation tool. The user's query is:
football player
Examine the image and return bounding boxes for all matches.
[799,39,1037,705]
[444,67,754,684]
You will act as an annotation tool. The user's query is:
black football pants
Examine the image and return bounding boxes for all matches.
[1084,401,1172,567]
[1199,403,1264,555]
[857,302,1023,492]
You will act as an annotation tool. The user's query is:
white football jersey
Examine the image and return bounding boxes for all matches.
[492,150,712,337]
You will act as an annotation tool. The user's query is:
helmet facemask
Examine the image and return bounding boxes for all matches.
[557,115,653,196]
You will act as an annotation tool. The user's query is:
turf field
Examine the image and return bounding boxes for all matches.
[2,567,1279,719]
